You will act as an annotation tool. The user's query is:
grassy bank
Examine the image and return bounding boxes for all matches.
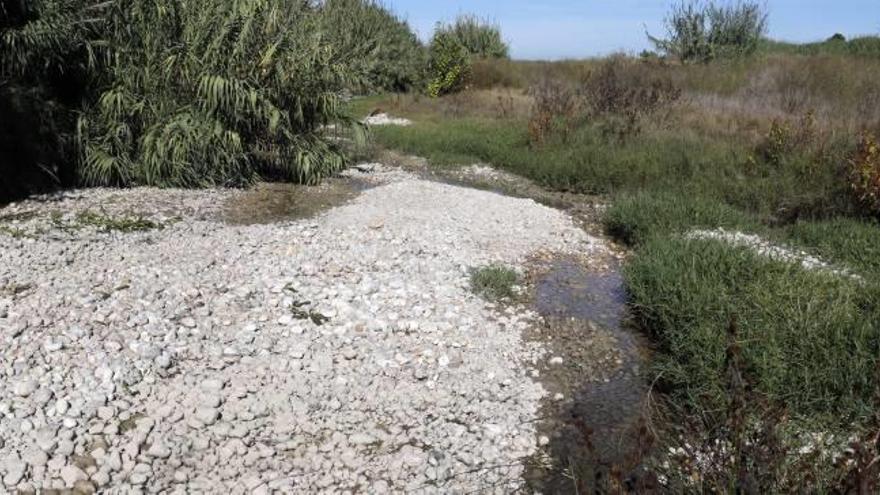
[350,54,880,443]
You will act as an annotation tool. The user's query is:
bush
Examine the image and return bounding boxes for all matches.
[649,1,768,63]
[470,264,519,301]
[527,79,579,146]
[527,56,681,145]
[849,132,880,216]
[581,57,682,140]
[439,15,509,59]
[320,0,425,93]
[426,29,472,97]
[77,0,353,188]
[426,15,509,97]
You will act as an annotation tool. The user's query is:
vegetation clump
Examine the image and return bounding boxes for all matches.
[649,0,768,63]
[470,264,519,301]
[321,0,425,93]
[0,0,100,200]
[78,0,355,188]
[75,211,159,233]
[427,28,473,97]
[849,132,880,216]
[427,15,509,97]
[438,15,509,60]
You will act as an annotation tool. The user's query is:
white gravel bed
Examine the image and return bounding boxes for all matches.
[0,172,605,493]
[362,113,412,127]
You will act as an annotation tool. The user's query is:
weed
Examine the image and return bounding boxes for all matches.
[0,224,32,238]
[75,211,159,233]
[470,264,519,301]
[527,79,579,146]
[581,57,682,141]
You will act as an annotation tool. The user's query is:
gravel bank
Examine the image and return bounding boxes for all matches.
[0,168,606,493]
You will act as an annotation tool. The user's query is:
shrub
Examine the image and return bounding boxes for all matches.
[439,15,509,60]
[320,0,425,93]
[527,79,580,146]
[470,264,519,301]
[581,57,682,140]
[426,29,472,97]
[649,1,768,63]
[77,0,353,188]
[753,111,823,168]
[426,15,509,97]
[849,132,880,215]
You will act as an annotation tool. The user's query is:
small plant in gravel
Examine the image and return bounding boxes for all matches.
[75,211,159,232]
[0,224,32,238]
[470,264,519,301]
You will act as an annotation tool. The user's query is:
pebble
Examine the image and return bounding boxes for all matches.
[194,408,219,426]
[60,465,88,486]
[14,380,38,397]
[146,441,171,459]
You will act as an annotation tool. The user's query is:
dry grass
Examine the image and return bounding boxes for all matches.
[463,55,880,139]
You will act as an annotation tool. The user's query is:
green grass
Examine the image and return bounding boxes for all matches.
[470,264,519,301]
[602,191,757,247]
[625,235,880,427]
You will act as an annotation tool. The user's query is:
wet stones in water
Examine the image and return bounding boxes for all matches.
[526,260,650,492]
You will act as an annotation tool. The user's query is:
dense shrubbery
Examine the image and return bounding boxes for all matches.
[649,0,768,63]
[527,57,681,145]
[321,0,425,93]
[437,15,509,59]
[0,0,439,196]
[77,0,354,187]
[426,28,472,97]
[427,16,510,97]
[763,35,880,58]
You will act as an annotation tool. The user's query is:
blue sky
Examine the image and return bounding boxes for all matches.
[384,1,880,60]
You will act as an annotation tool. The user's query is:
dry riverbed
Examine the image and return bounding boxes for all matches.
[0,164,627,493]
